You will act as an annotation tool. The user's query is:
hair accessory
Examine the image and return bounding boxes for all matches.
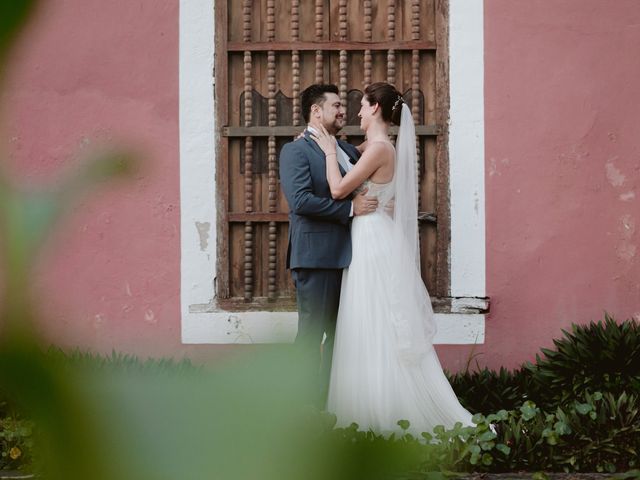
[393,95,403,110]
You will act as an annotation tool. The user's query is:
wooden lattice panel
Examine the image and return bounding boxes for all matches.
[215,0,450,310]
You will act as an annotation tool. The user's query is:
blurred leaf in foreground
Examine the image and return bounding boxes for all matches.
[0,1,37,72]
[0,3,444,480]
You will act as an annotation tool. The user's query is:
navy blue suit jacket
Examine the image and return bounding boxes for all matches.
[279,132,360,269]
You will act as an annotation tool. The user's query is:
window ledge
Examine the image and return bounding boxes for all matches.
[196,296,489,315]
[182,296,487,345]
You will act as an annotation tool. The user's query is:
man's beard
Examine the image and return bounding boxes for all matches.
[325,117,345,135]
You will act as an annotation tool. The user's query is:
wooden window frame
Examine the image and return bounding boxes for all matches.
[179,0,487,345]
[214,0,463,311]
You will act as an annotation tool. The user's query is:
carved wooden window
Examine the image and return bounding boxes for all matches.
[214,0,450,310]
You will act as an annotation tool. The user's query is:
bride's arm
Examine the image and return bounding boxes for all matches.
[311,127,386,199]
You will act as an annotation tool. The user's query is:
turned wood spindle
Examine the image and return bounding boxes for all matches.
[363,0,372,88]
[314,0,324,83]
[411,0,422,212]
[386,0,396,85]
[291,0,300,126]
[242,0,254,300]
[267,27,278,298]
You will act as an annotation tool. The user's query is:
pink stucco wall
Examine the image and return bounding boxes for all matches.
[481,0,640,369]
[3,1,638,370]
[2,0,201,358]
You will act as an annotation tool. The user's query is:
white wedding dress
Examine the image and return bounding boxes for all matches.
[327,179,473,436]
[326,107,474,436]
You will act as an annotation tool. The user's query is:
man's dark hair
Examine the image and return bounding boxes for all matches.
[300,84,339,123]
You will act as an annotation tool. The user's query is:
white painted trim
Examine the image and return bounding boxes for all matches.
[183,312,485,345]
[449,0,486,298]
[179,1,486,345]
[179,0,217,340]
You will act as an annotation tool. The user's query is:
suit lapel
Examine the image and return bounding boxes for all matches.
[303,131,326,158]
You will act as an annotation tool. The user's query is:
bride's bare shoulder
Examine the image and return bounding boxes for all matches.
[362,140,395,159]
[363,139,394,151]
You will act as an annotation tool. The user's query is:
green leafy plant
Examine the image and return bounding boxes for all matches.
[449,315,640,414]
[0,417,33,471]
[44,348,200,374]
[459,392,640,473]
[448,366,536,413]
[526,314,640,409]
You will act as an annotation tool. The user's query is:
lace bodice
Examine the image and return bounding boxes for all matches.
[357,179,395,212]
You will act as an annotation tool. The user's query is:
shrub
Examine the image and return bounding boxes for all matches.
[460,391,640,473]
[449,315,640,414]
[449,366,535,414]
[526,314,640,410]
[1,316,639,475]
[44,348,200,374]
[309,389,640,476]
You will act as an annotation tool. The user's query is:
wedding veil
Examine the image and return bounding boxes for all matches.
[388,102,437,363]
[394,103,420,272]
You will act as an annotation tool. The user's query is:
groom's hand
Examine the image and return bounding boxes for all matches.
[353,188,378,216]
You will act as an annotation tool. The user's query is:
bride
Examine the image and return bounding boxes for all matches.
[310,82,473,436]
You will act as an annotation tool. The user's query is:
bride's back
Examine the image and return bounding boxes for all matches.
[365,140,395,184]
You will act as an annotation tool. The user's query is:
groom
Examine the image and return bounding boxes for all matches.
[279,84,377,406]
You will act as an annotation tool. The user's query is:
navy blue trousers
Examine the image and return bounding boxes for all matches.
[291,268,343,408]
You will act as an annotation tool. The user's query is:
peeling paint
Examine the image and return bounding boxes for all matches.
[620,191,636,202]
[488,157,498,177]
[605,158,626,187]
[195,221,211,251]
[557,145,588,165]
[617,243,637,261]
[93,314,105,329]
[488,157,510,177]
[144,309,157,324]
[620,214,635,239]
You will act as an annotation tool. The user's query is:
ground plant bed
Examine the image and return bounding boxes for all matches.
[0,316,638,479]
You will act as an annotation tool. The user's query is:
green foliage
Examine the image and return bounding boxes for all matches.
[444,316,640,474]
[449,315,640,414]
[3,350,640,476]
[0,1,37,69]
[0,417,33,471]
[305,388,640,476]
[44,348,200,374]
[309,414,454,479]
[526,314,640,410]
[449,366,535,413]
[463,392,640,474]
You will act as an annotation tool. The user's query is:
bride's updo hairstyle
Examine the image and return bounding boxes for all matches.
[364,82,404,125]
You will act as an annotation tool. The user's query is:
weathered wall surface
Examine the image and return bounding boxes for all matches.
[481,0,640,369]
[3,0,638,370]
[3,0,198,358]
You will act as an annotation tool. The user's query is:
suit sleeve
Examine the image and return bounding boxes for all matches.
[279,142,352,224]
